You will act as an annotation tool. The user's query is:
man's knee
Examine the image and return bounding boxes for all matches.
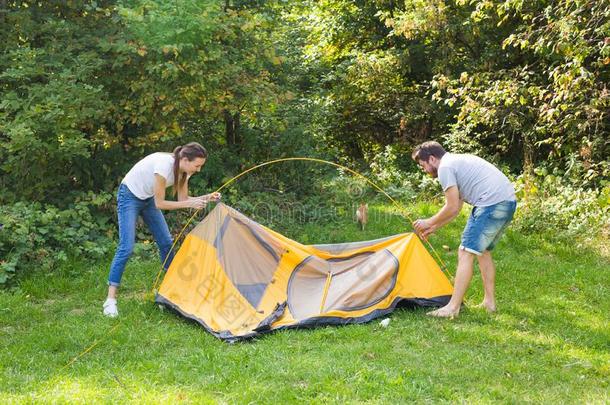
[478,250,493,262]
[458,248,476,263]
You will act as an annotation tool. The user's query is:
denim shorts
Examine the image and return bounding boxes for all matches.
[460,200,517,255]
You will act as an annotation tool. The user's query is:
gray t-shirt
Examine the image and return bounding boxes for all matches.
[438,153,516,207]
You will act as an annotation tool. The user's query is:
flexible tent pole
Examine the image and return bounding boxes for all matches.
[319,272,333,314]
[62,157,448,370]
[65,157,451,371]
[151,157,450,297]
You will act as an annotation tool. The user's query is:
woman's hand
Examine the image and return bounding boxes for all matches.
[187,197,208,209]
[203,192,222,202]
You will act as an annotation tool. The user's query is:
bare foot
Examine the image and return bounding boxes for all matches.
[427,305,460,319]
[475,301,497,313]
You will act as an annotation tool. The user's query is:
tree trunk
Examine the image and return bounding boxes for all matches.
[0,1,6,24]
[522,132,535,199]
[224,110,241,148]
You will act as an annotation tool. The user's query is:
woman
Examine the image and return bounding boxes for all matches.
[103,142,220,317]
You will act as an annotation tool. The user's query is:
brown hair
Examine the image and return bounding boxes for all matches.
[173,142,208,196]
[412,141,446,162]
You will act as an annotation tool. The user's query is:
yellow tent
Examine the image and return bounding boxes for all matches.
[156,203,453,341]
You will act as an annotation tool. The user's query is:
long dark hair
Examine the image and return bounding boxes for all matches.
[172,142,208,196]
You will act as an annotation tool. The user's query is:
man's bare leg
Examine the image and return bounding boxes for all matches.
[477,250,497,312]
[428,249,476,318]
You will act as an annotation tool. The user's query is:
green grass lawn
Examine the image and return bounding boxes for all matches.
[1,204,609,403]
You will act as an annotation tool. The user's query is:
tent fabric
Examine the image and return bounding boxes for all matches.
[156,203,453,342]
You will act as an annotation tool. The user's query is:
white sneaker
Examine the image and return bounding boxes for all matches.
[103,298,119,318]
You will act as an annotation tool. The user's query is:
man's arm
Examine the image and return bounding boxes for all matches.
[429,185,463,228]
[413,186,463,237]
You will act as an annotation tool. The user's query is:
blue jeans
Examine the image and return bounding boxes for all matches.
[460,200,517,256]
[107,184,175,286]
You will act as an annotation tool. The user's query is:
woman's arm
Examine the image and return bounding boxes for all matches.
[153,174,206,210]
[176,173,190,202]
[176,175,222,203]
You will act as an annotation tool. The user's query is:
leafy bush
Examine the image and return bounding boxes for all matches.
[0,192,115,285]
[368,145,444,203]
[513,173,610,247]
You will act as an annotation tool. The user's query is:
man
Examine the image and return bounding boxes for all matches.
[412,141,516,318]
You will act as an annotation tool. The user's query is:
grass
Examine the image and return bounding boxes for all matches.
[1,203,609,403]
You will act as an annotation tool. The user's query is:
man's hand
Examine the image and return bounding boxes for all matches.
[413,218,437,238]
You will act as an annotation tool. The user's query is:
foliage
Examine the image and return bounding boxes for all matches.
[2,0,607,197]
[291,0,448,162]
[0,0,294,204]
[367,144,443,202]
[284,0,609,186]
[513,172,610,247]
[0,1,125,202]
[0,192,115,285]
[433,0,609,180]
[1,0,609,284]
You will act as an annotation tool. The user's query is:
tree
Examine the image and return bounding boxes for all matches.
[434,0,609,183]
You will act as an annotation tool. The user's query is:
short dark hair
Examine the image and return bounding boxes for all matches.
[412,141,446,162]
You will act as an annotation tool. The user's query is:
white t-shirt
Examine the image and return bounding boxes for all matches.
[438,153,516,207]
[122,153,175,199]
